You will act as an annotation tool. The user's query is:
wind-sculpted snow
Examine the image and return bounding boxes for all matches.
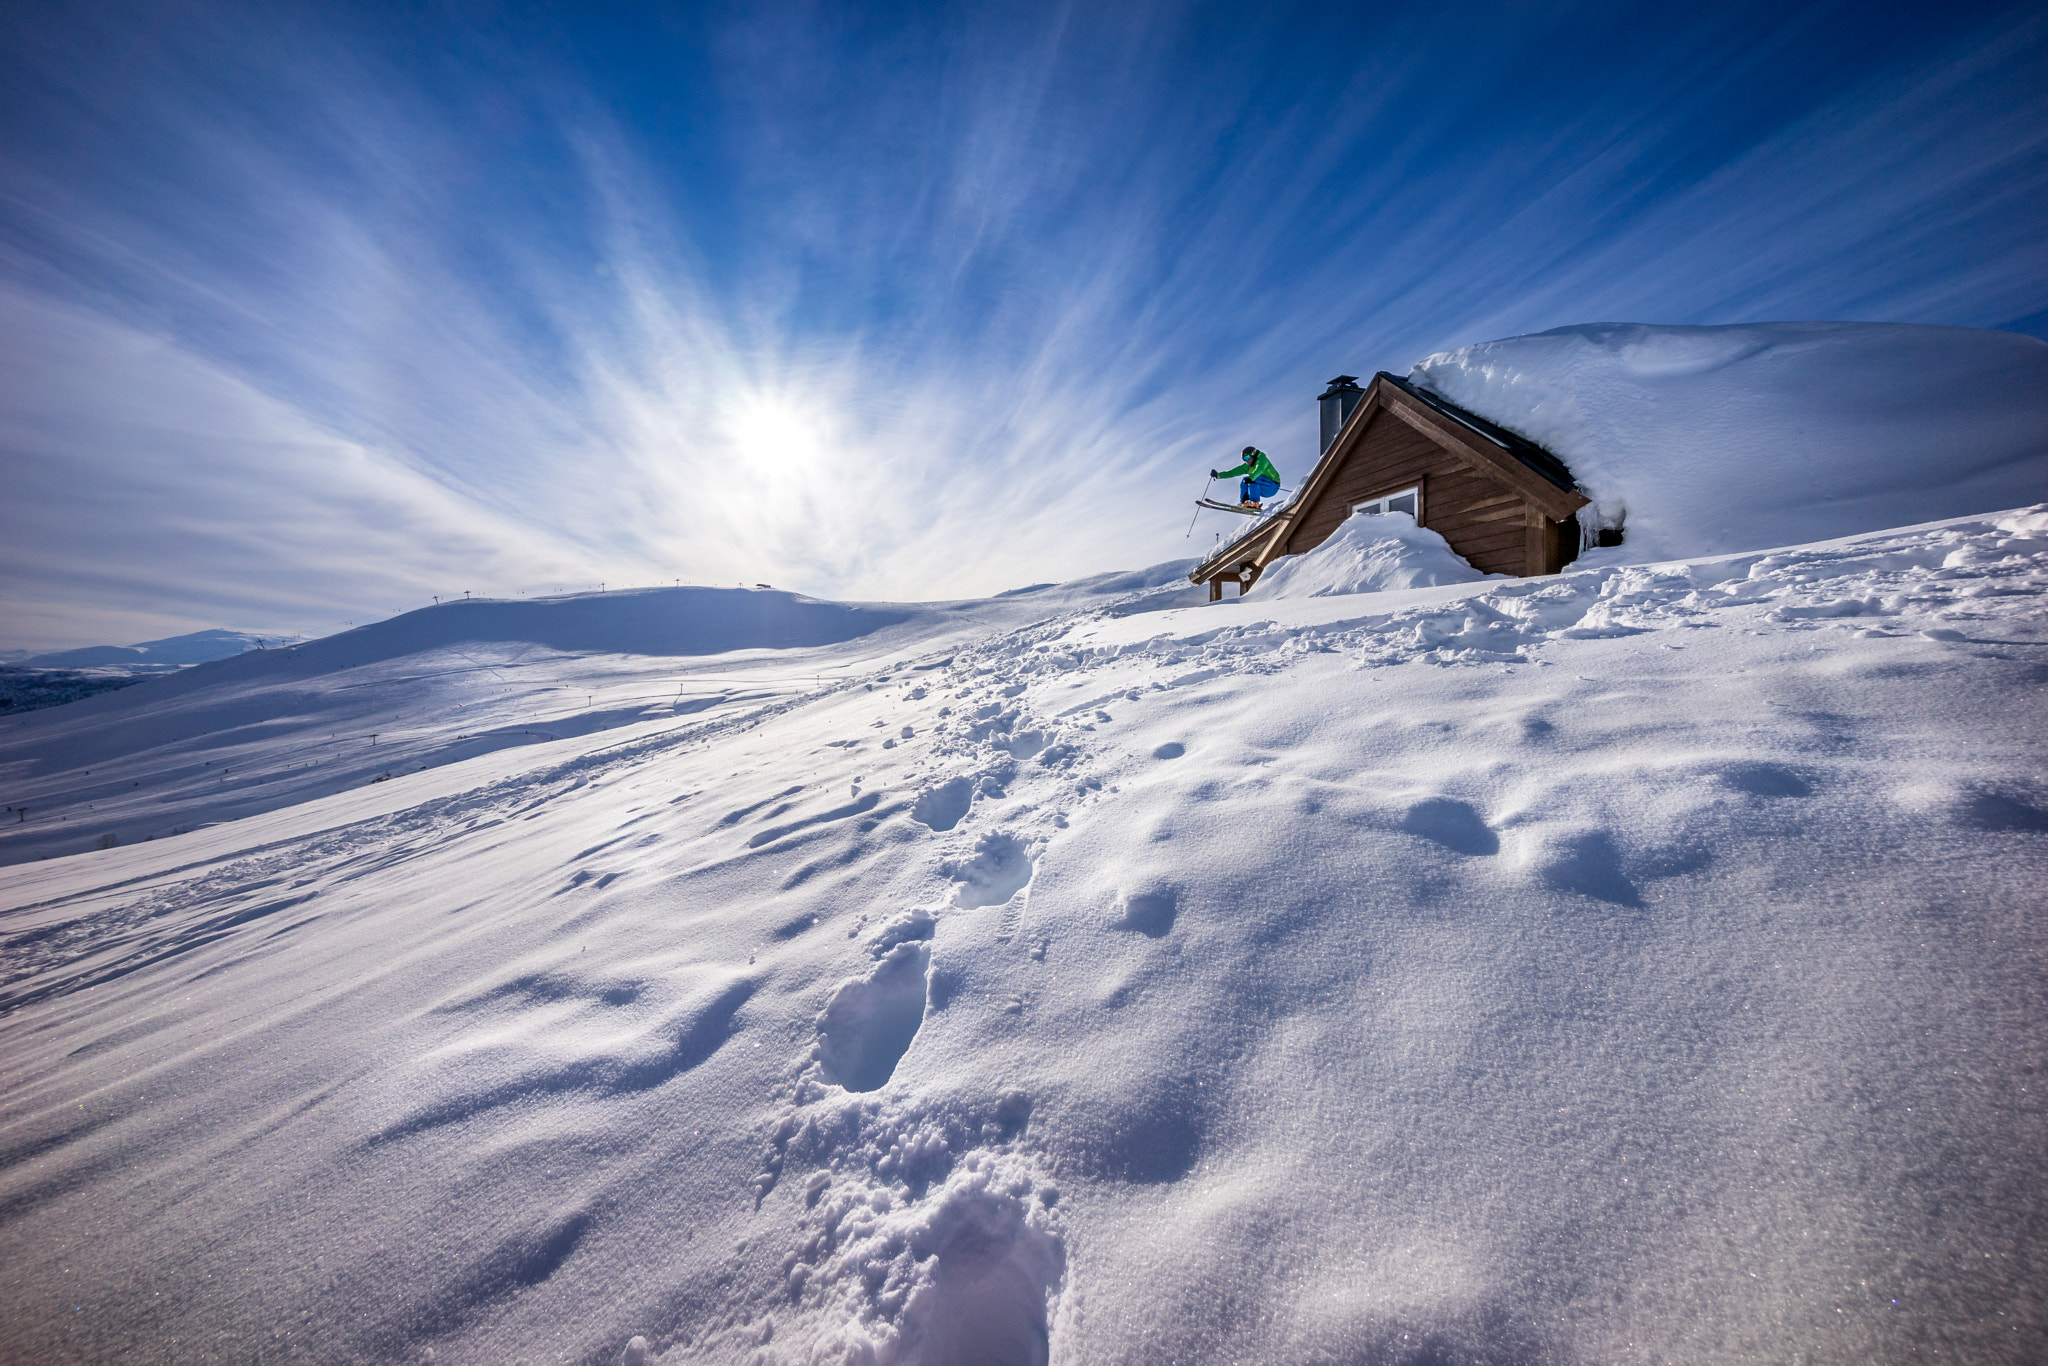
[1,509,2045,1362]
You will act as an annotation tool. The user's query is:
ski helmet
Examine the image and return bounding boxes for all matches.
[1242,446,1257,456]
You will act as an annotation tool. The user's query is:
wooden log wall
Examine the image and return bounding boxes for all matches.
[1279,409,1556,576]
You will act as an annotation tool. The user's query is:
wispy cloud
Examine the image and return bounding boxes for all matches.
[2,1,2042,648]
[0,286,601,647]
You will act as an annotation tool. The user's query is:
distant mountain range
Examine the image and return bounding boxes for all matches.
[7,628,305,671]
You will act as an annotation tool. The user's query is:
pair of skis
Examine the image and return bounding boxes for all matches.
[1186,473,1291,539]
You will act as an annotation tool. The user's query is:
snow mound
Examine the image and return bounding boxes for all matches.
[1246,511,1489,600]
[1410,322,2048,564]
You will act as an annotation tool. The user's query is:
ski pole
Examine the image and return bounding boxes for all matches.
[1185,474,1214,537]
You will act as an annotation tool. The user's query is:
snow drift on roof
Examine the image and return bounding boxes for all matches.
[1246,512,1489,600]
[1409,322,2048,565]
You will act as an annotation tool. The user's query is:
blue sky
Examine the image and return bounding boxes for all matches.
[2,0,2043,650]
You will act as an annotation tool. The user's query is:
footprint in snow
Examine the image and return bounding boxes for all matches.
[1000,729,1050,760]
[913,776,973,832]
[1399,798,1499,856]
[1111,884,1178,937]
[816,943,930,1092]
[1151,742,1185,760]
[1523,828,1640,906]
[1717,762,1813,798]
[894,1184,1062,1365]
[946,831,1037,908]
[1955,789,2048,832]
[869,907,937,955]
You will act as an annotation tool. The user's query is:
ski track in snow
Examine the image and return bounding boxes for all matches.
[1,508,2045,1363]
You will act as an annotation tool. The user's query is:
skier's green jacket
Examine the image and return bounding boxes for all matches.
[1213,449,1281,484]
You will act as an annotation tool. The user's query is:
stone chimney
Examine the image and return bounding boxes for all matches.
[1317,375,1364,454]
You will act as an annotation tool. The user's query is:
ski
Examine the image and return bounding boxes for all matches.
[1196,498,1268,516]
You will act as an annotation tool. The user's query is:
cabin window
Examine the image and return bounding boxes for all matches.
[1353,485,1421,521]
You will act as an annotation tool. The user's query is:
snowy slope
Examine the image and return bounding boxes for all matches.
[2,509,2046,1363]
[1410,322,2048,565]
[0,576,1193,868]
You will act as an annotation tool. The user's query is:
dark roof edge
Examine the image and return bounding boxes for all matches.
[1189,510,1282,580]
[1376,372,1577,492]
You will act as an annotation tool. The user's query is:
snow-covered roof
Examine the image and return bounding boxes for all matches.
[1374,371,1577,492]
[1410,321,2048,566]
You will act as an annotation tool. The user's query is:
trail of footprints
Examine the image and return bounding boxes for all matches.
[680,635,1121,1362]
[663,509,2048,1359]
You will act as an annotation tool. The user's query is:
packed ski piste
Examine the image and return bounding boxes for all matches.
[2,323,2045,1364]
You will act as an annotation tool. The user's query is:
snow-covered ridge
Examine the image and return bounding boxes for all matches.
[1410,321,2048,565]
[1,508,2045,1363]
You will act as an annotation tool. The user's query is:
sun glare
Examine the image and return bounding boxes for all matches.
[724,397,823,471]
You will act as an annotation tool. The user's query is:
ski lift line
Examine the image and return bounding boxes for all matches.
[281,579,784,644]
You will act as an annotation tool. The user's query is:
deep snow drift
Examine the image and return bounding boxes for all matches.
[1410,321,2048,565]
[1246,511,1491,601]
[2,503,2045,1363]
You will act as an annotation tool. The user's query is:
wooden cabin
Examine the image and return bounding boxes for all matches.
[1191,372,1591,599]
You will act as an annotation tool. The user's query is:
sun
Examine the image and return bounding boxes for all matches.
[724,397,821,470]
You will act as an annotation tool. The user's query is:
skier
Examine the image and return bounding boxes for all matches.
[1212,447,1281,509]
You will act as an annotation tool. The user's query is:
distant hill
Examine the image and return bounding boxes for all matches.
[18,628,301,670]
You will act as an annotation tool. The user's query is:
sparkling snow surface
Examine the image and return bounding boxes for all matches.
[1410,322,2048,568]
[3,509,2047,1364]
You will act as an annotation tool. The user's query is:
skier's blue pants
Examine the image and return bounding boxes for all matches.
[1241,476,1279,503]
